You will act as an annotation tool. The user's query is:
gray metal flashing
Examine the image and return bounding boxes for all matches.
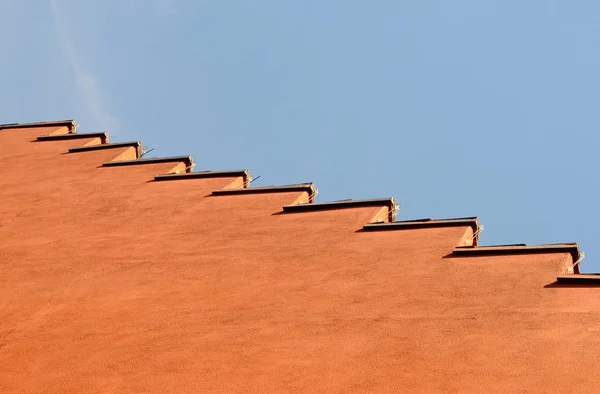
[37,132,109,143]
[69,141,142,158]
[102,155,193,168]
[154,169,250,183]
[0,120,77,131]
[212,183,315,198]
[363,217,478,232]
[283,197,397,221]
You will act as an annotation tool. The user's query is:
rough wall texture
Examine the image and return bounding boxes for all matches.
[0,124,598,393]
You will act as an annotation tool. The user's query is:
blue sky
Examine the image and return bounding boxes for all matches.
[2,1,599,271]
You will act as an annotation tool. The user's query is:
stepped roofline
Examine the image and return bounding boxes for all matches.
[2,117,596,391]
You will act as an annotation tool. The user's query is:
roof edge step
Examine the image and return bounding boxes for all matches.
[451,243,581,273]
[154,170,250,184]
[37,132,109,143]
[102,155,194,169]
[212,183,316,200]
[0,119,77,132]
[69,141,142,157]
[283,197,398,221]
[364,217,478,232]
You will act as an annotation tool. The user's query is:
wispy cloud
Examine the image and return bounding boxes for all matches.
[49,0,118,132]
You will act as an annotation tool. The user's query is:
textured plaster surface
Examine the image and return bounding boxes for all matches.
[1,126,599,393]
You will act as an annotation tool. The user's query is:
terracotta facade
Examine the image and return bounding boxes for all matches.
[0,122,597,393]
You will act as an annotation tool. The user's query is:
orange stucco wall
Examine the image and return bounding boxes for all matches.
[1,126,599,393]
